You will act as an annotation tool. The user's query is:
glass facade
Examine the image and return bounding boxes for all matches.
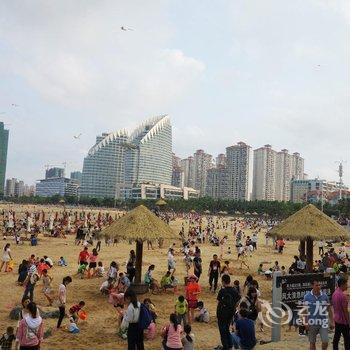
[125,115,172,186]
[36,177,79,197]
[0,122,9,196]
[81,131,128,198]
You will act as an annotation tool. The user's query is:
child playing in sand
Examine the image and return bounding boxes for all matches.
[58,257,67,266]
[175,295,188,326]
[181,324,195,350]
[144,265,160,294]
[143,298,157,340]
[96,261,105,277]
[68,317,80,334]
[107,261,118,281]
[171,275,179,292]
[161,271,173,292]
[69,301,86,322]
[87,248,98,278]
[42,269,53,306]
[0,326,15,350]
[194,301,210,323]
[100,277,114,295]
[77,262,87,279]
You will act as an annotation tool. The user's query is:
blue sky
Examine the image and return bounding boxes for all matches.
[0,0,349,185]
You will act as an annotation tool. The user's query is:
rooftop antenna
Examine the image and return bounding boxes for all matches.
[335,160,346,200]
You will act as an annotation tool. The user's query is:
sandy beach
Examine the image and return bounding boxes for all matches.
[0,204,340,350]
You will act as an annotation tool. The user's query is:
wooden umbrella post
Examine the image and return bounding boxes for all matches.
[135,239,143,284]
[306,237,314,272]
[299,239,306,260]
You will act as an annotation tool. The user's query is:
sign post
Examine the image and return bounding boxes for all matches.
[271,271,282,342]
[271,272,335,343]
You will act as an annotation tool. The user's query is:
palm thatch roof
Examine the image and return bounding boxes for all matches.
[101,205,176,242]
[235,211,241,215]
[204,210,211,214]
[245,212,251,215]
[218,210,228,215]
[155,199,167,206]
[270,204,349,241]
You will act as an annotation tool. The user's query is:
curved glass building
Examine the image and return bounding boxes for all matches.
[125,115,172,186]
[81,130,128,198]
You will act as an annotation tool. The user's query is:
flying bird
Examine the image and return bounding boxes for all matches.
[121,26,134,31]
[74,133,82,139]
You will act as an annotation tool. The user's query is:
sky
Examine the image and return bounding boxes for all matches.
[0,0,349,185]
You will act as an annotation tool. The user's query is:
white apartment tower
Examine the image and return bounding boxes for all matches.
[226,142,253,201]
[252,145,277,201]
[292,152,304,180]
[275,149,293,201]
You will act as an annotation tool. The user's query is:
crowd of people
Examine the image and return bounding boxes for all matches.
[1,207,350,350]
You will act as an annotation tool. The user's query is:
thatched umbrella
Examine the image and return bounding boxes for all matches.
[270,204,349,272]
[235,211,241,215]
[155,198,167,206]
[102,205,176,293]
[252,212,259,216]
[245,211,251,216]
[204,210,211,214]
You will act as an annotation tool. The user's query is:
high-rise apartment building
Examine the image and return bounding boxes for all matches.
[275,149,305,201]
[0,122,9,196]
[180,157,195,188]
[252,145,277,201]
[226,142,253,200]
[252,146,305,202]
[206,166,229,199]
[171,154,184,188]
[193,150,213,196]
[292,152,304,180]
[5,178,25,197]
[23,184,35,197]
[81,130,128,198]
[5,178,16,197]
[216,154,226,167]
[275,149,292,201]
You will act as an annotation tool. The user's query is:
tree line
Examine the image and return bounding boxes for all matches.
[2,194,350,219]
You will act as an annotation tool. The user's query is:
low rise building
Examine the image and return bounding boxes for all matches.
[119,183,199,200]
[36,177,79,197]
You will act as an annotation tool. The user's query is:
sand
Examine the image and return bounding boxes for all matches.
[0,204,338,350]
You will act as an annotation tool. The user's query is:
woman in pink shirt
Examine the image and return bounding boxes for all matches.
[16,301,43,350]
[162,313,183,350]
[88,248,98,278]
